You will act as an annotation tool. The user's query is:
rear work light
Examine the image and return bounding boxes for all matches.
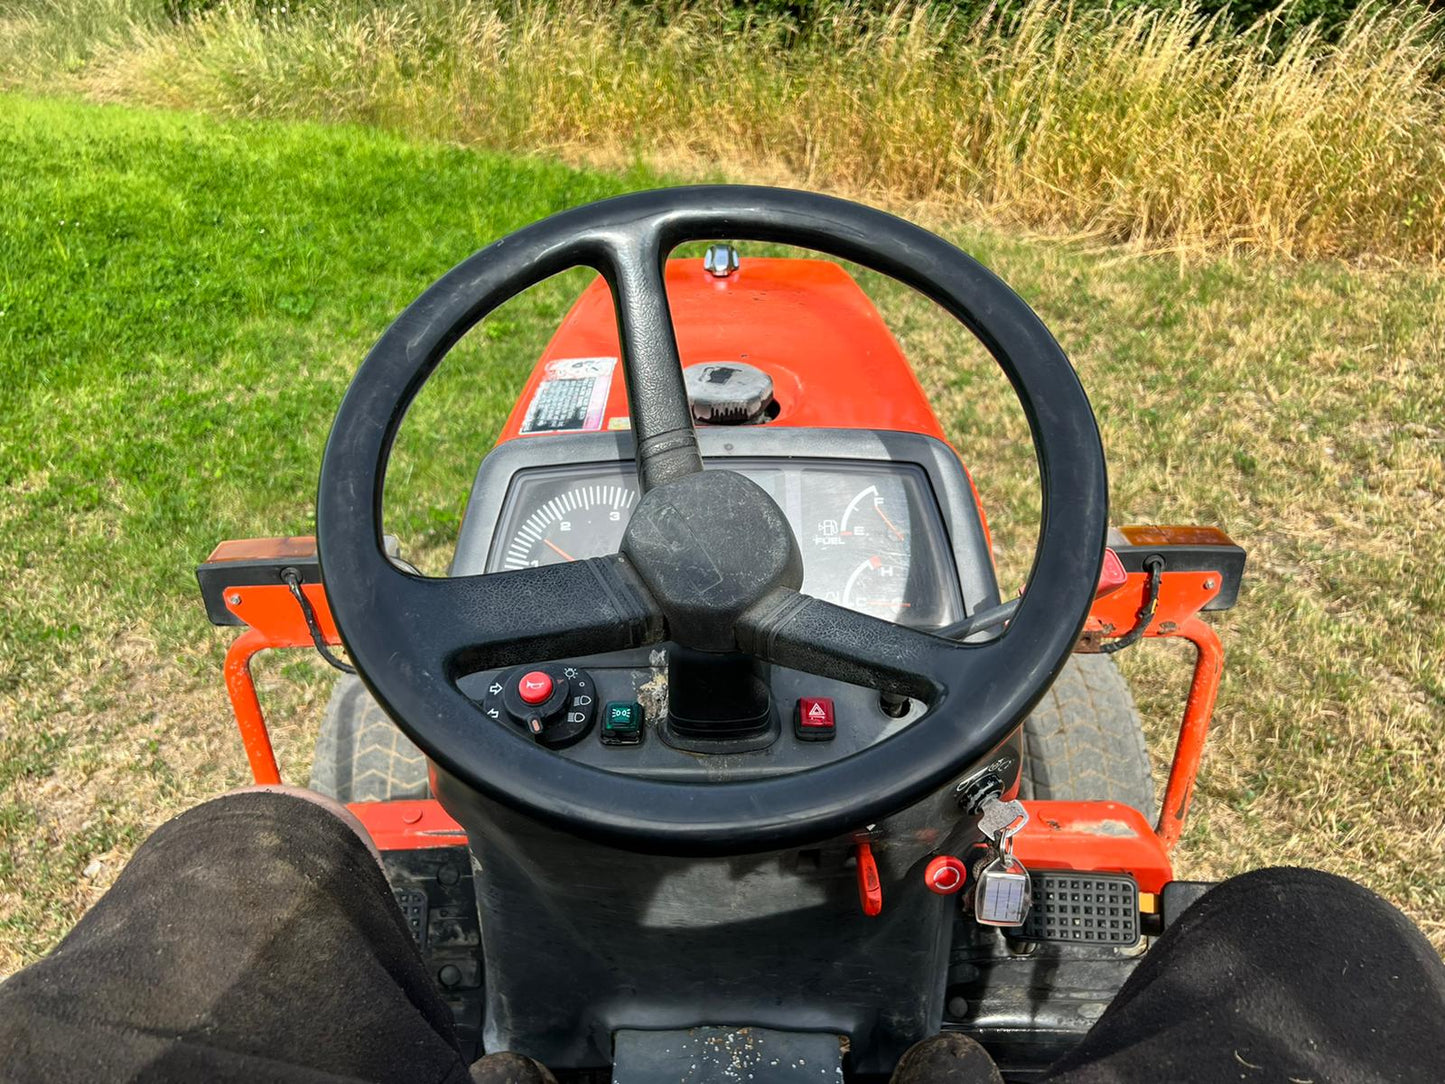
[196,536,322,627]
[1108,525,1246,610]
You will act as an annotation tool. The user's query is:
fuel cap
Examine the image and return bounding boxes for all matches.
[683,362,774,425]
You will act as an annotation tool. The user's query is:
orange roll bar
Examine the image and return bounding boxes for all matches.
[1155,616,1224,851]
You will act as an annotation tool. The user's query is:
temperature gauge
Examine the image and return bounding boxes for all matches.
[842,552,910,618]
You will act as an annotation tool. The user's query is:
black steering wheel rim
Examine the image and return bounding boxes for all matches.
[316,185,1108,856]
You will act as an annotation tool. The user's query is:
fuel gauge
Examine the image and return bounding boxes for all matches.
[839,483,909,550]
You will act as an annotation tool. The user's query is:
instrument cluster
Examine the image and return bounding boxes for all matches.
[488,460,962,629]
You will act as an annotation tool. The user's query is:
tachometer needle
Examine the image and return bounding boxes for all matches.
[543,538,578,562]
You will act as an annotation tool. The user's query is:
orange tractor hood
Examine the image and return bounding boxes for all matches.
[497,257,947,443]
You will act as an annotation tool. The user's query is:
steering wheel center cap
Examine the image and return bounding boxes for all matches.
[621,470,804,653]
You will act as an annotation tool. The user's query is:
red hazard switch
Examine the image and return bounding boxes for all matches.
[795,697,836,741]
[517,670,554,705]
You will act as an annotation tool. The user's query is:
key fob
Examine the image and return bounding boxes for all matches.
[974,856,1032,927]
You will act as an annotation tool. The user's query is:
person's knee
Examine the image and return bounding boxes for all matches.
[147,786,373,853]
[1182,866,1402,931]
[230,784,382,864]
[105,788,383,915]
[1159,865,1441,992]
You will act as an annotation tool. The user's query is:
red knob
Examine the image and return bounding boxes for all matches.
[517,670,554,705]
[924,855,967,895]
[855,842,883,917]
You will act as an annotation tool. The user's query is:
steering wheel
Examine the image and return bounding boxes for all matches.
[316,186,1107,855]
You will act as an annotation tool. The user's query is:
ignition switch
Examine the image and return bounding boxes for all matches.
[954,772,1005,814]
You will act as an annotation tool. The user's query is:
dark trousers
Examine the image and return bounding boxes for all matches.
[1,792,1441,1082]
[1045,866,1445,1083]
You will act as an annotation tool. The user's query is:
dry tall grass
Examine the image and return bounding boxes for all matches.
[4,1,1444,259]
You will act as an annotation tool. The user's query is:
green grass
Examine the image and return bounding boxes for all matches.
[0,95,648,639]
[0,94,652,958]
[2,93,1443,969]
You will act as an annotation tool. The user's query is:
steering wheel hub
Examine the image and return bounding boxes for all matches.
[622,470,804,653]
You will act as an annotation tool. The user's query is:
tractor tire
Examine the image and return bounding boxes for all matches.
[1018,654,1155,819]
[309,675,430,803]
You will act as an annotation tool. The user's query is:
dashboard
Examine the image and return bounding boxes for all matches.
[486,460,963,628]
[445,428,1003,779]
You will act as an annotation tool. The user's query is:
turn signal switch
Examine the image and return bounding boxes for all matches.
[479,665,598,748]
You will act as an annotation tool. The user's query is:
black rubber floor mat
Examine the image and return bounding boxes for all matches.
[1020,871,1140,946]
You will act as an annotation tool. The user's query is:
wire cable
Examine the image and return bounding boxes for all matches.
[1100,555,1165,655]
[280,567,357,674]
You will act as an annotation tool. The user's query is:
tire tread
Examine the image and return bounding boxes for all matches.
[1019,654,1154,818]
[310,676,429,802]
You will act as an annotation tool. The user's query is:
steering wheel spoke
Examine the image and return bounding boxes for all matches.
[735,586,1023,714]
[390,555,666,680]
[597,230,703,491]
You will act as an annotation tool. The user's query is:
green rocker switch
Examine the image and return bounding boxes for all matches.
[601,701,644,746]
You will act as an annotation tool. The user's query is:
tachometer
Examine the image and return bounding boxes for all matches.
[501,482,638,568]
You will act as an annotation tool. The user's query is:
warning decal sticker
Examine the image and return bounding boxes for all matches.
[519,357,616,434]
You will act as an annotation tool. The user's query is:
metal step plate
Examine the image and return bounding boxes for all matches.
[613,1028,845,1084]
[1020,871,1140,946]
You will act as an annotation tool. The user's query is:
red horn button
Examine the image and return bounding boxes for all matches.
[517,671,554,705]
